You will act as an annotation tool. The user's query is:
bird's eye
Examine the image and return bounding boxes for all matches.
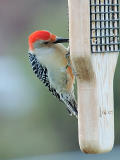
[44,42,49,44]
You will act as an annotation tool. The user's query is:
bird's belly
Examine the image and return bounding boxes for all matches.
[48,69,67,93]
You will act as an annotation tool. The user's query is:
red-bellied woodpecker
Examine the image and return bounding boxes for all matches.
[28,30,78,118]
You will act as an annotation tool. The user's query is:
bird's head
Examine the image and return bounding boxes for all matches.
[28,30,69,51]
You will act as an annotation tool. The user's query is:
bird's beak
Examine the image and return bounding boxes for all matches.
[53,37,69,44]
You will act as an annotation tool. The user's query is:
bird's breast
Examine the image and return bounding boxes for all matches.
[35,46,67,69]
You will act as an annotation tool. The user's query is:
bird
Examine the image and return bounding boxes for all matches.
[28,30,78,118]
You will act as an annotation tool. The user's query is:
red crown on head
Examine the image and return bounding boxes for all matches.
[28,30,56,50]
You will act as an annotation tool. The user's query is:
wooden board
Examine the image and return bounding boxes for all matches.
[68,0,119,153]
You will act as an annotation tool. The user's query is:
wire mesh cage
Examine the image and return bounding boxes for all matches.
[90,0,120,53]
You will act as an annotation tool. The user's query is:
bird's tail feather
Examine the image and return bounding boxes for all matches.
[60,93,78,118]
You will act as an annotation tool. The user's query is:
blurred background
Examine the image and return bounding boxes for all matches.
[0,0,120,159]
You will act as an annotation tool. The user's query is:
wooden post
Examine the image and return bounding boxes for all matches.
[68,0,118,153]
